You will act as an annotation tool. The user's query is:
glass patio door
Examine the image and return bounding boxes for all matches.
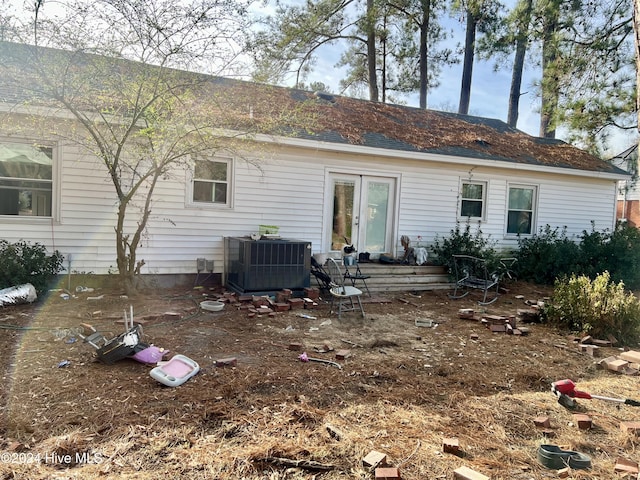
[329,174,395,256]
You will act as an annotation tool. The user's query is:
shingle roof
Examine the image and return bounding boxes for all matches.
[0,41,628,177]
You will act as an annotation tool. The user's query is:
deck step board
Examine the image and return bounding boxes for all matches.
[335,263,452,293]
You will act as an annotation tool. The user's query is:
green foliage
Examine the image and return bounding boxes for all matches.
[431,223,498,273]
[0,240,64,295]
[516,223,640,289]
[515,225,580,285]
[579,222,640,290]
[544,272,640,346]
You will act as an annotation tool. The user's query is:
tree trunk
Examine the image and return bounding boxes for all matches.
[366,0,379,102]
[458,9,476,115]
[507,0,533,128]
[634,0,640,150]
[539,4,559,138]
[418,0,431,109]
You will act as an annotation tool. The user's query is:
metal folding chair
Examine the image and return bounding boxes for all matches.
[342,257,371,296]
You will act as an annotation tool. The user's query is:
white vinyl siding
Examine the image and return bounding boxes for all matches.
[0,121,622,276]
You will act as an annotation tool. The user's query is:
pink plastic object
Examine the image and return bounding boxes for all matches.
[150,354,200,387]
[132,345,169,364]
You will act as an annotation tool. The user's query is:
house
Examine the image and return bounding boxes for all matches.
[0,41,630,288]
[611,144,639,226]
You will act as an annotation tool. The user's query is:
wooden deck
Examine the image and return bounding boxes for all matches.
[328,263,452,294]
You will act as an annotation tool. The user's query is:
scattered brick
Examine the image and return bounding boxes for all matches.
[304,287,320,300]
[362,450,387,469]
[288,342,304,352]
[608,359,630,372]
[288,298,304,309]
[325,424,344,441]
[470,333,479,340]
[557,467,570,478]
[443,437,460,455]
[533,416,551,429]
[303,298,318,309]
[458,308,475,319]
[238,295,253,303]
[620,421,640,435]
[335,349,351,360]
[374,467,401,479]
[620,350,640,364]
[215,357,237,367]
[580,335,593,345]
[573,413,592,430]
[274,303,290,312]
[489,324,506,333]
[453,466,489,480]
[579,344,600,357]
[614,456,639,474]
[592,339,612,347]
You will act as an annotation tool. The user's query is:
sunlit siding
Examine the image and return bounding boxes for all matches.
[0,127,620,276]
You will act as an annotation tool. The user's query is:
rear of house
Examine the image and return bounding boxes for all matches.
[0,41,629,287]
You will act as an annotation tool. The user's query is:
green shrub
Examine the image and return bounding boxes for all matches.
[431,223,499,273]
[579,222,640,290]
[0,240,64,295]
[515,225,580,285]
[544,271,640,346]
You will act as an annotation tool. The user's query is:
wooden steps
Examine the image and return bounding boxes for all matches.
[341,263,451,293]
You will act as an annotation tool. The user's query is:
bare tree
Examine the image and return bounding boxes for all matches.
[0,0,278,293]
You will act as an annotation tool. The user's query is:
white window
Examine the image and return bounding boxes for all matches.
[506,185,537,235]
[459,180,486,219]
[191,157,232,206]
[0,140,54,217]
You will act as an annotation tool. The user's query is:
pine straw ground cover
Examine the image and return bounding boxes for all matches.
[1,282,640,479]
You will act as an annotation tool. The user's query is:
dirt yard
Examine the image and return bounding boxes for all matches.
[1,281,640,479]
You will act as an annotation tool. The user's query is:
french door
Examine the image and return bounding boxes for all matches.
[328,173,396,256]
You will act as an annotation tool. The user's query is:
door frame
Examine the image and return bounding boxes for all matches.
[322,167,401,258]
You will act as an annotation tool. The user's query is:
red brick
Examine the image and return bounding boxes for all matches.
[573,413,592,430]
[288,298,304,309]
[557,467,570,478]
[374,467,400,479]
[288,342,304,352]
[489,324,506,333]
[304,287,320,299]
[443,437,460,455]
[335,349,351,360]
[533,416,551,428]
[215,357,237,367]
[274,302,290,312]
[453,466,489,480]
[614,456,639,474]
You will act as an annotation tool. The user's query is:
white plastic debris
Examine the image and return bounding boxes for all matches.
[0,283,37,306]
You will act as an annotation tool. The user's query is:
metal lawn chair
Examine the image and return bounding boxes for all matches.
[326,258,365,319]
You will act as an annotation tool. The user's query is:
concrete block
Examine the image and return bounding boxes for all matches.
[453,466,489,480]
